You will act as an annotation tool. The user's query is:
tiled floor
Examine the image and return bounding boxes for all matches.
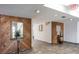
[20,40,79,54]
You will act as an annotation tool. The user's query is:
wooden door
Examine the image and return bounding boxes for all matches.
[51,22,64,44]
[0,16,31,54]
[0,16,17,53]
[19,19,31,52]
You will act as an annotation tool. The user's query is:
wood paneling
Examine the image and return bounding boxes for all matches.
[51,22,64,44]
[0,15,31,53]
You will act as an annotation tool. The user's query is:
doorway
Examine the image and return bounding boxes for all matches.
[51,22,64,44]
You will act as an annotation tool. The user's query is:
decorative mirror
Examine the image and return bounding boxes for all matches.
[39,24,43,31]
[56,25,61,35]
[11,21,23,39]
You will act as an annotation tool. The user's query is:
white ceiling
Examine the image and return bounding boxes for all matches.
[0,0,79,18]
[44,4,79,18]
[32,5,79,24]
[0,4,79,24]
[0,4,43,18]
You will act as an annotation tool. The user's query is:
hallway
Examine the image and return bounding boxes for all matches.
[20,40,79,54]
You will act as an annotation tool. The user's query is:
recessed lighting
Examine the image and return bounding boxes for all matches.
[70,19,73,21]
[35,9,40,14]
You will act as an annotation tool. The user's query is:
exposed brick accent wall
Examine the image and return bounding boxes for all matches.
[0,15,31,53]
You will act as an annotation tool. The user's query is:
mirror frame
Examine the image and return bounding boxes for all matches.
[10,21,24,40]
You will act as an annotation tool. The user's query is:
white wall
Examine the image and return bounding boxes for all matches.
[33,22,52,43]
[77,22,79,43]
[33,20,78,44]
[32,5,79,44]
[64,21,77,43]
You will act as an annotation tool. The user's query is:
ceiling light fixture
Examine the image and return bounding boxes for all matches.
[35,9,40,14]
[70,19,73,21]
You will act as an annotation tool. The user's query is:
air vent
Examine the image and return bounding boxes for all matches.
[61,16,66,18]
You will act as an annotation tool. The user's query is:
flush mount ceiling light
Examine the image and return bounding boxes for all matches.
[35,9,40,14]
[70,19,73,21]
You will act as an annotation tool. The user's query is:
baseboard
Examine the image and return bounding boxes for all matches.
[34,39,52,44]
[64,41,79,45]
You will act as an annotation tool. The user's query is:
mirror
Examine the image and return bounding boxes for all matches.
[56,25,61,35]
[11,21,23,39]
